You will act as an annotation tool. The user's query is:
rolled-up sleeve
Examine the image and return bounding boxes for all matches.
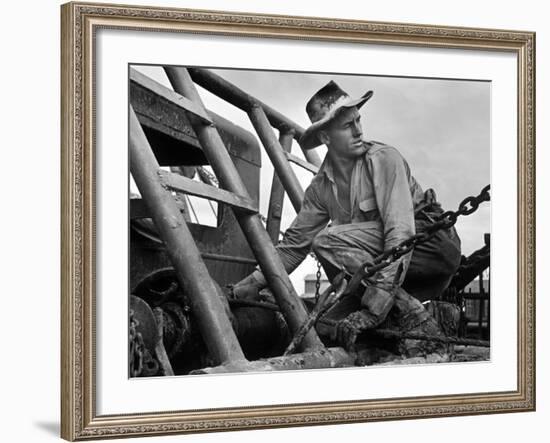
[276,183,330,274]
[367,147,415,290]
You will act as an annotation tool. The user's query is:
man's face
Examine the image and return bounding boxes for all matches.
[320,107,366,160]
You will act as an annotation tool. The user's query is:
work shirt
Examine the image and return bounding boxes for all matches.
[276,140,425,288]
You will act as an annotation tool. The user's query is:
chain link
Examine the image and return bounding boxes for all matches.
[129,309,145,377]
[357,185,490,282]
[197,166,219,187]
[261,212,322,300]
[314,259,322,302]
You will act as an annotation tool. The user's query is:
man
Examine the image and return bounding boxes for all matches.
[232,80,461,355]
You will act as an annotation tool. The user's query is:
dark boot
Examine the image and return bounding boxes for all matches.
[390,288,449,357]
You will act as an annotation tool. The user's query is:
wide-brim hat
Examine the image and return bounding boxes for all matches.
[299,80,373,150]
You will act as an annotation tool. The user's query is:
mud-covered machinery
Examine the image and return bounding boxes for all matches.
[130,68,301,376]
[128,67,490,377]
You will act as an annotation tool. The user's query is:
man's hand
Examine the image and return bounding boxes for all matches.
[228,271,265,301]
[229,281,259,300]
[332,309,378,351]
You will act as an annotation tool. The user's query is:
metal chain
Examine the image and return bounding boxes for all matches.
[314,259,322,302]
[319,318,490,347]
[200,166,489,298]
[357,185,490,281]
[197,166,219,187]
[129,309,145,377]
[261,211,322,300]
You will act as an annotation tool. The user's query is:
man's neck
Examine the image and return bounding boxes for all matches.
[327,152,356,183]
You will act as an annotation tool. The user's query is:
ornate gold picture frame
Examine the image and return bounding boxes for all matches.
[61,1,535,440]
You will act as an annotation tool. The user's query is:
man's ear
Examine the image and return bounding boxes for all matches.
[318,129,330,146]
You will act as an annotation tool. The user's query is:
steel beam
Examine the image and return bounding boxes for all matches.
[192,347,355,374]
[158,169,258,214]
[285,151,320,175]
[249,106,304,212]
[129,106,246,365]
[266,129,293,243]
[130,68,212,125]
[187,67,322,167]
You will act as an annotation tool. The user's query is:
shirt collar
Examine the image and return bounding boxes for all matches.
[319,141,372,184]
[319,155,336,184]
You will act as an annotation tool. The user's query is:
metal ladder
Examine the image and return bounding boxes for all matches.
[129,67,325,370]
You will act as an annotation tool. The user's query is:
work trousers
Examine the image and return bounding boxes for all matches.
[312,215,461,356]
[311,217,462,302]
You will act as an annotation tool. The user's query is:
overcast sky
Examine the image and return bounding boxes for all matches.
[132,65,490,294]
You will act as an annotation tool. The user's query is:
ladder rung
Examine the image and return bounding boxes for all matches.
[158,169,258,214]
[284,152,319,174]
[130,68,213,125]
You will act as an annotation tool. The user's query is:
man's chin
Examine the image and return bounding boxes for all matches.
[351,142,367,155]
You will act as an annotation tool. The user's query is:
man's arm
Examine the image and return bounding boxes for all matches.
[233,182,330,295]
[366,145,416,291]
[275,183,330,275]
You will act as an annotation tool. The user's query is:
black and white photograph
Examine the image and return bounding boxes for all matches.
[128,65,491,377]
[54,2,537,440]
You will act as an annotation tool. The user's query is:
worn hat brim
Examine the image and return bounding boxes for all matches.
[299,90,373,150]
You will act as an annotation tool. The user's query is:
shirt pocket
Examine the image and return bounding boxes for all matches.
[359,197,377,213]
[358,197,379,221]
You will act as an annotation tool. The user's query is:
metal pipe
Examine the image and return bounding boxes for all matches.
[284,274,347,356]
[263,347,354,370]
[285,152,320,174]
[129,106,246,365]
[266,129,293,243]
[200,252,257,265]
[187,67,322,167]
[164,67,324,351]
[319,318,491,347]
[249,107,304,212]
[193,347,355,374]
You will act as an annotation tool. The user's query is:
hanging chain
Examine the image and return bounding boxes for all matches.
[314,259,322,302]
[129,309,145,377]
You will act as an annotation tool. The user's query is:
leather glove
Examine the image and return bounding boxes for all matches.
[228,271,265,300]
[332,309,379,351]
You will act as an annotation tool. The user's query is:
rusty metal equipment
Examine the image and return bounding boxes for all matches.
[163,66,323,352]
[129,66,327,376]
[130,106,246,366]
[266,129,294,244]
[187,67,322,168]
[130,68,262,289]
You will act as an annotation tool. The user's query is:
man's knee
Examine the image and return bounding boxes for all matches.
[409,227,461,281]
[311,229,330,256]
